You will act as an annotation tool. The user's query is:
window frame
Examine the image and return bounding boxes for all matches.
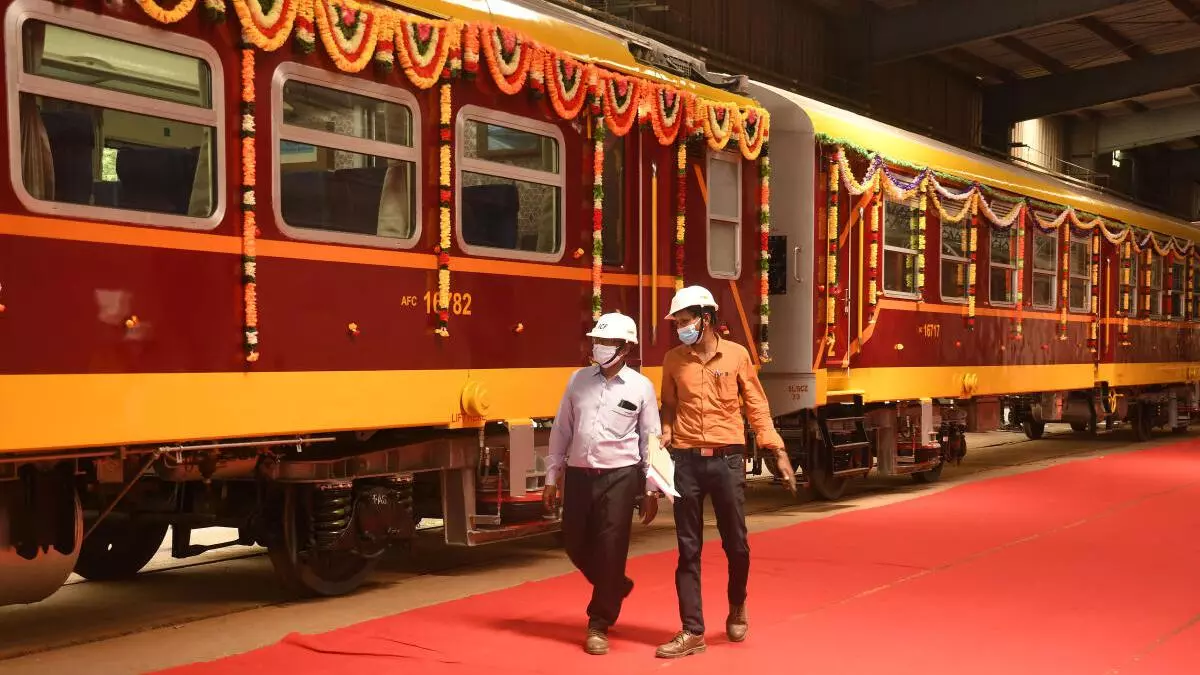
[1067,234,1092,313]
[881,193,921,300]
[988,226,1018,307]
[1128,252,1140,317]
[1149,254,1164,318]
[706,149,743,280]
[600,131,627,269]
[4,0,226,231]
[1029,228,1058,310]
[1167,260,1186,320]
[454,104,566,263]
[938,218,970,304]
[270,62,422,249]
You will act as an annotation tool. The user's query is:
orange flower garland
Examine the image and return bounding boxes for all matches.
[135,0,199,23]
[758,147,771,363]
[592,117,605,320]
[395,14,457,89]
[435,83,452,337]
[545,51,590,120]
[241,48,259,363]
[674,142,687,291]
[648,85,685,146]
[704,101,738,152]
[480,23,534,95]
[739,107,769,161]
[601,73,640,137]
[314,0,380,73]
[233,0,300,52]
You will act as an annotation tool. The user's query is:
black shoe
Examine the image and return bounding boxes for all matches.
[585,628,609,655]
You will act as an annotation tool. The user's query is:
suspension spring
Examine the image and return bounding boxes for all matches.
[312,481,353,550]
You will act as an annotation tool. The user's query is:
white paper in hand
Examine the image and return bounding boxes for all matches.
[646,435,680,499]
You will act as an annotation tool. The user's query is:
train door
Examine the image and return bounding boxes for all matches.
[749,83,818,417]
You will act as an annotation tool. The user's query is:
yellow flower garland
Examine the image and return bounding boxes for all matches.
[135,0,199,23]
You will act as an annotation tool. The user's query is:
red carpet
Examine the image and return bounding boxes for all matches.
[159,444,1200,675]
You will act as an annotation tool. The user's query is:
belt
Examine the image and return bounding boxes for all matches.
[673,444,745,457]
[567,464,639,476]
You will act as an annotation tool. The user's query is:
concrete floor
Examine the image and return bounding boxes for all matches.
[0,424,1183,674]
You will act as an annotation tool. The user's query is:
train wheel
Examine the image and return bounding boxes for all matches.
[808,467,847,501]
[266,485,378,598]
[0,470,83,606]
[74,520,168,581]
[1022,420,1045,440]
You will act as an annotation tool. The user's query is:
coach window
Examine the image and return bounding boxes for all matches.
[11,8,222,229]
[274,65,419,247]
[989,226,1018,305]
[883,195,919,297]
[1129,254,1140,317]
[707,151,742,278]
[457,106,564,261]
[940,218,969,301]
[601,133,625,266]
[1068,234,1091,312]
[1031,229,1057,309]
[1168,260,1185,320]
[1149,255,1164,317]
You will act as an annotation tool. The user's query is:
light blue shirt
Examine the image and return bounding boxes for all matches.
[546,365,661,485]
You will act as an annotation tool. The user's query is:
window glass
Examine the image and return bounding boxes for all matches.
[458,113,562,256]
[278,79,416,241]
[707,152,741,278]
[26,23,212,108]
[17,21,217,219]
[601,133,625,266]
[883,200,918,295]
[989,228,1017,304]
[1031,230,1056,308]
[940,220,968,300]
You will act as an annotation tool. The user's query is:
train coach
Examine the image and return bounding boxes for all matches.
[0,0,774,606]
[1,0,1197,609]
[754,82,1200,500]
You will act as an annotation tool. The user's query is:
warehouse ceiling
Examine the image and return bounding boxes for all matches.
[863,0,1200,152]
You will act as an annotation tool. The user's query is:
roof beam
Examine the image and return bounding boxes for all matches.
[945,47,1020,83]
[1075,16,1149,59]
[1165,0,1200,26]
[870,0,1140,63]
[994,35,1071,73]
[1074,101,1200,154]
[984,46,1200,122]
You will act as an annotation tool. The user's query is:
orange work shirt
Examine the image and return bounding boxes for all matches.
[660,338,785,450]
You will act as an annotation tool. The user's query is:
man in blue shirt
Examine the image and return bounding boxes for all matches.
[543,312,661,656]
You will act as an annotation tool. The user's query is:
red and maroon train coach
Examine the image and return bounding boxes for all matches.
[0,0,771,606]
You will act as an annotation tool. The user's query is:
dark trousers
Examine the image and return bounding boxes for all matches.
[562,464,641,631]
[670,450,749,635]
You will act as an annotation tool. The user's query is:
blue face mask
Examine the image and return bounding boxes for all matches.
[677,320,701,345]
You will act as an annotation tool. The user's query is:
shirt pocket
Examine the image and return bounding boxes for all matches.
[713,371,740,407]
[600,405,639,439]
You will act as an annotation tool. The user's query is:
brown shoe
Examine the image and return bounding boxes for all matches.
[726,604,748,642]
[655,631,706,659]
[584,628,609,655]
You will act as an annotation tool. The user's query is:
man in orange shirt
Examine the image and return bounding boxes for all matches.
[654,285,796,659]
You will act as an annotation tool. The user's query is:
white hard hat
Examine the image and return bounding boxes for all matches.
[586,312,638,344]
[665,285,718,319]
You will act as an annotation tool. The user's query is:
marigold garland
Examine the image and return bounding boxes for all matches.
[1119,240,1133,345]
[966,197,978,330]
[825,157,839,352]
[1088,233,1101,354]
[1058,224,1069,339]
[233,0,300,52]
[867,173,881,316]
[395,13,456,88]
[294,0,316,53]
[545,51,590,120]
[314,0,379,73]
[674,142,687,291]
[916,178,927,302]
[739,108,768,161]
[480,23,533,95]
[648,85,686,146]
[240,47,259,363]
[591,117,605,320]
[758,146,771,363]
[135,0,199,23]
[601,72,640,137]
[203,0,227,22]
[704,101,738,152]
[372,9,395,74]
[1013,205,1025,337]
[435,82,452,337]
